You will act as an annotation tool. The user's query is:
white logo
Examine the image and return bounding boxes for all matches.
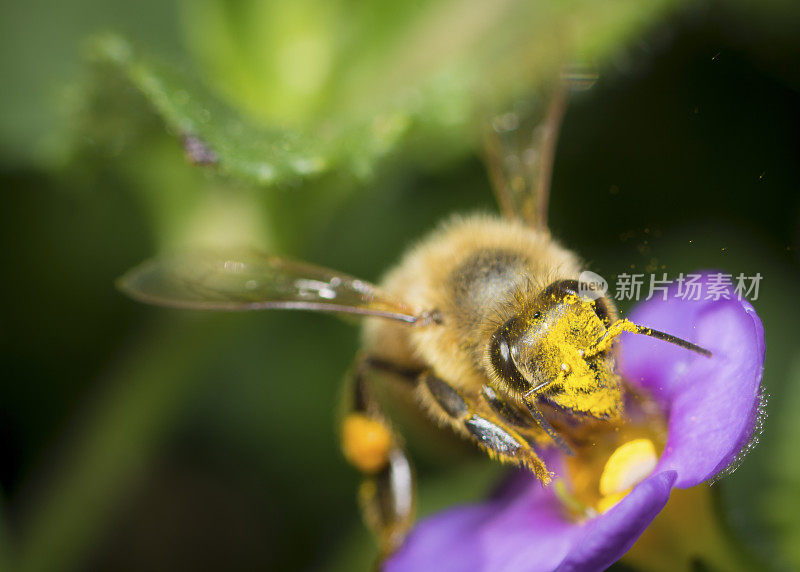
[578,270,608,300]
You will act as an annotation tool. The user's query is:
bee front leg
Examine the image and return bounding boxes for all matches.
[340,357,415,559]
[417,372,552,483]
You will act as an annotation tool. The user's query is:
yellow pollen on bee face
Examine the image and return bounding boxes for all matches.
[341,414,393,474]
[599,438,658,497]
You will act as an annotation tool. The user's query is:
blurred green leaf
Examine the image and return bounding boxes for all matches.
[83,0,688,189]
[86,35,332,186]
[0,0,182,168]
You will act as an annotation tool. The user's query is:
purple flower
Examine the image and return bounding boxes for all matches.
[386,273,765,572]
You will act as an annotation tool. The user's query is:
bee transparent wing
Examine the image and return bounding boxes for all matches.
[484,84,567,229]
[118,250,419,323]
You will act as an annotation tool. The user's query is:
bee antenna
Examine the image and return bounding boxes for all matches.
[629,323,713,358]
[583,319,712,359]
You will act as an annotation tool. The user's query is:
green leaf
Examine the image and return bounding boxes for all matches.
[82,0,689,188]
[87,35,333,186]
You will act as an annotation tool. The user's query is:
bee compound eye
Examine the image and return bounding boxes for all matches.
[592,296,616,325]
[488,324,532,394]
[541,279,580,300]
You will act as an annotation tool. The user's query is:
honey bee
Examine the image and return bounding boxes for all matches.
[118,87,710,558]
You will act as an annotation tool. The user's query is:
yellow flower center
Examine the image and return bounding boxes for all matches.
[560,423,664,519]
[596,438,658,512]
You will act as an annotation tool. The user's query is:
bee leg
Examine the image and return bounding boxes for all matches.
[340,357,415,559]
[418,372,552,483]
[482,384,576,457]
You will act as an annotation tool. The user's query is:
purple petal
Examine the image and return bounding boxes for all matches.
[387,471,676,572]
[475,480,578,572]
[385,504,498,572]
[556,471,676,571]
[387,473,575,572]
[618,273,765,487]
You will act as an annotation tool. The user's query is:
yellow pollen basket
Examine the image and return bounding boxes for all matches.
[341,413,393,474]
[597,438,658,512]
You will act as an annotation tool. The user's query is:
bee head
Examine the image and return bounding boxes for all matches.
[487,280,623,421]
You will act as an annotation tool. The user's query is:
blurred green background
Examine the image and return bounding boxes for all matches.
[1,0,799,570]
